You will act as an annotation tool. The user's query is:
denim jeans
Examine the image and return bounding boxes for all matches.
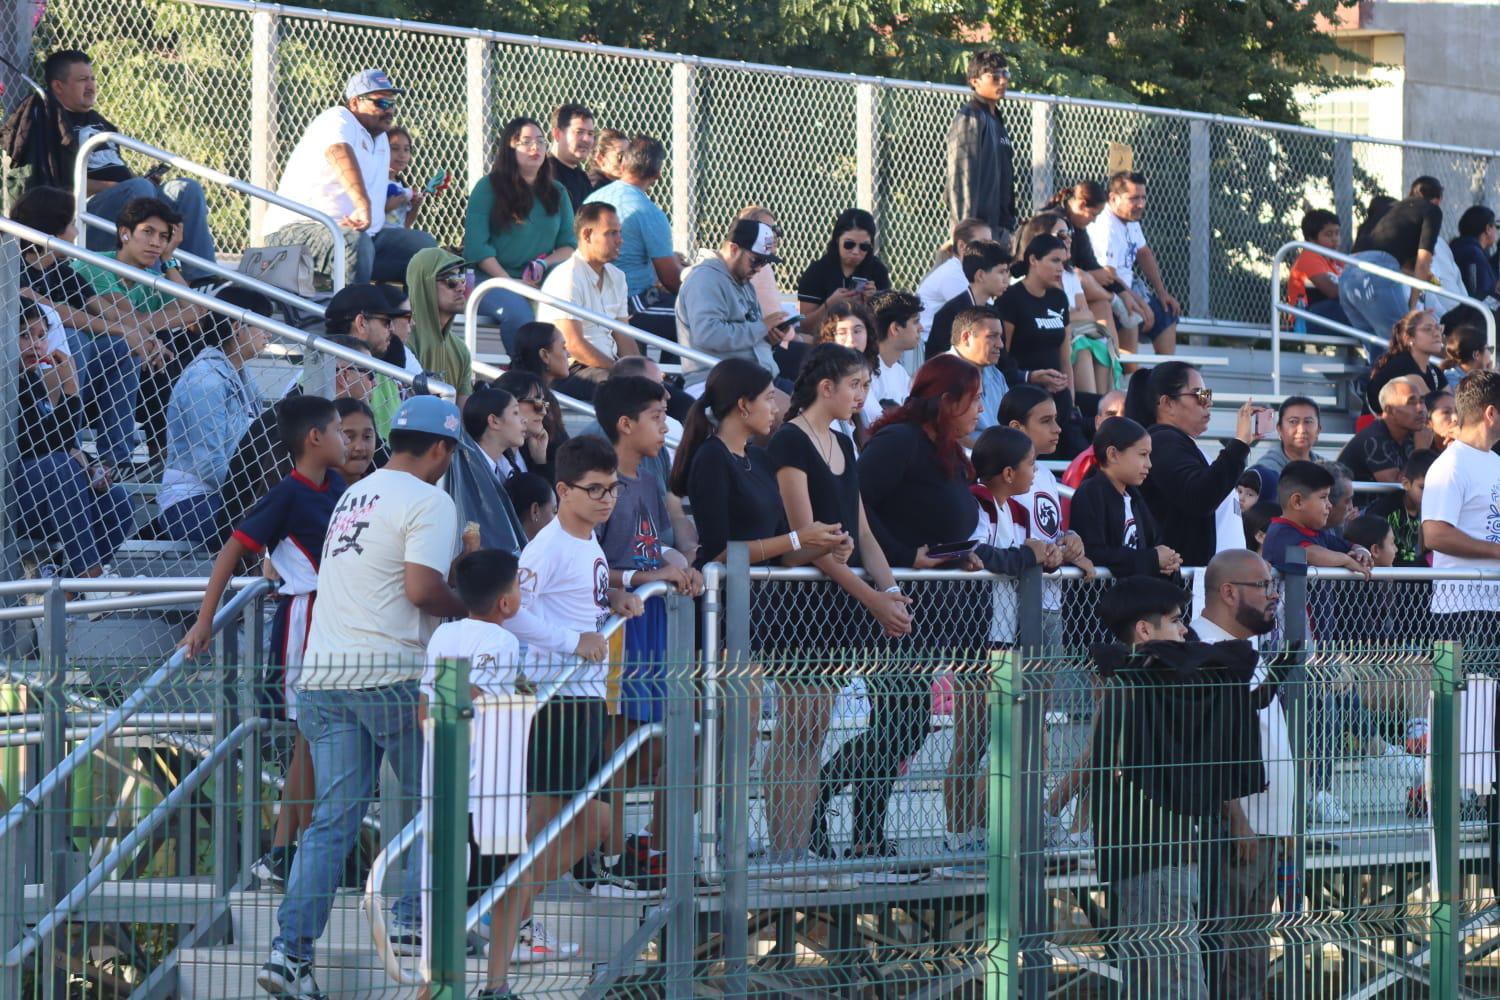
[85,176,217,281]
[1111,863,1208,1000]
[1338,251,1410,338]
[72,332,141,468]
[11,453,134,575]
[264,222,436,285]
[274,683,423,962]
[158,492,222,550]
[1309,688,1381,790]
[475,286,535,356]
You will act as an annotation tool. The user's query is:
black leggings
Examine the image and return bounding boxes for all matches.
[816,668,931,849]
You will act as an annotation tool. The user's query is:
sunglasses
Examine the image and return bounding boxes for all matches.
[841,239,873,254]
[522,396,553,412]
[364,97,397,110]
[1170,387,1214,407]
[438,274,466,290]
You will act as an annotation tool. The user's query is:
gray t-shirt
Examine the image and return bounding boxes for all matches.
[596,467,674,569]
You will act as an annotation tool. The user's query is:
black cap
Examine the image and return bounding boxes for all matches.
[729,218,783,264]
[327,284,394,328]
[380,284,412,317]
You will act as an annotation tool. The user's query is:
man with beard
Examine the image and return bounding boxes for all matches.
[1191,549,1289,999]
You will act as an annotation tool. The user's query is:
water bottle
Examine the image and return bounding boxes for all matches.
[1277,857,1303,918]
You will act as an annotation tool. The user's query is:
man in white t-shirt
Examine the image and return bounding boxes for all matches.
[262,69,436,286]
[1086,171,1179,356]
[865,290,921,424]
[537,202,635,397]
[1192,549,1288,1000]
[1422,369,1500,634]
[260,395,471,999]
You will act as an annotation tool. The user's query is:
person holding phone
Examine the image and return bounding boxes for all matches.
[797,208,892,335]
[676,219,794,383]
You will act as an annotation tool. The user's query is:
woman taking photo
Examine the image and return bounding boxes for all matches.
[1125,361,1263,567]
[797,208,893,335]
[998,234,1087,457]
[1364,308,1445,414]
[767,344,912,879]
[464,116,577,352]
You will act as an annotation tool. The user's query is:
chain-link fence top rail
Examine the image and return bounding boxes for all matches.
[28,0,1500,328]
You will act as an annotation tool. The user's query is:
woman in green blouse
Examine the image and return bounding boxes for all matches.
[464,116,577,352]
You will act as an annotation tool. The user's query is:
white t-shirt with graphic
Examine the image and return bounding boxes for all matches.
[421,618,522,700]
[1086,208,1148,296]
[1121,491,1137,549]
[864,355,913,424]
[1018,465,1065,613]
[302,468,459,687]
[264,106,391,236]
[970,494,1027,643]
[1421,441,1500,614]
[507,517,612,697]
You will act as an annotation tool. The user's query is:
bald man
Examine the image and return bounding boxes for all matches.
[1192,549,1286,999]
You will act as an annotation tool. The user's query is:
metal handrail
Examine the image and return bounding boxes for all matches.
[0,577,274,845]
[71,130,347,290]
[1,717,271,967]
[463,275,720,369]
[1269,241,1496,396]
[0,576,258,598]
[364,579,674,985]
[0,218,449,396]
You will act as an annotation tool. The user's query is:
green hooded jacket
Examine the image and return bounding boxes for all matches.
[405,247,474,397]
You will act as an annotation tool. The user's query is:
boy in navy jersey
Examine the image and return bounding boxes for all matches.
[181,394,346,888]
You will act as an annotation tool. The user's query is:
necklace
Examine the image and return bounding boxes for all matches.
[797,416,835,467]
[717,434,753,470]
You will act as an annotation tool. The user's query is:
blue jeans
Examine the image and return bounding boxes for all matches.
[85,176,217,281]
[365,227,438,284]
[1338,251,1409,338]
[475,286,535,356]
[1309,688,1381,790]
[274,684,423,962]
[11,453,134,575]
[159,492,222,550]
[71,332,140,468]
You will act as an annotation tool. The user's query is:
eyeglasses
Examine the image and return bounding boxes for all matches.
[360,312,392,325]
[438,274,467,290]
[981,69,1011,81]
[337,364,375,382]
[1170,387,1214,407]
[363,97,396,110]
[521,396,552,413]
[513,137,547,150]
[565,480,623,500]
[841,239,873,254]
[1229,579,1282,598]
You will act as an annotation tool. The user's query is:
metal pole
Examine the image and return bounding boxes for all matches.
[987,643,1020,1000]
[719,543,752,997]
[662,593,696,1000]
[0,240,20,658]
[248,9,279,244]
[241,591,265,885]
[1013,565,1048,998]
[428,656,472,999]
[38,580,67,1000]
[1429,640,1461,996]
[1188,119,1212,321]
[465,37,491,196]
[1280,548,1309,1000]
[670,61,697,255]
[1029,101,1053,219]
[856,83,877,214]
[697,564,723,885]
[1333,140,1355,252]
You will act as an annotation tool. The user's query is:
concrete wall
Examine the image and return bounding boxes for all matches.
[1365,0,1500,151]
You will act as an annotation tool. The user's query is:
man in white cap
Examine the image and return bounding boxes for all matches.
[259,394,468,998]
[262,68,436,286]
[675,217,794,380]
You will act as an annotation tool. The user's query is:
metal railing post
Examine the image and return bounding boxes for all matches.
[1279,549,1308,1000]
[249,8,279,244]
[465,37,492,196]
[697,564,723,885]
[1188,119,1211,320]
[1333,140,1355,248]
[856,83,877,215]
[1029,101,1053,219]
[38,580,67,999]
[0,241,19,615]
[986,644,1020,1000]
[428,655,472,998]
[719,543,752,997]
[240,590,265,883]
[211,595,243,896]
[662,592,696,1000]
[671,61,698,254]
[1013,565,1048,997]
[1429,640,1461,996]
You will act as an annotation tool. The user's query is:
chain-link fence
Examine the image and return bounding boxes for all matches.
[21,0,1500,330]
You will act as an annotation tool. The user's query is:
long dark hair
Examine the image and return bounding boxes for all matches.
[870,353,979,479]
[1354,194,1397,249]
[1045,180,1106,214]
[511,321,557,378]
[493,367,568,450]
[816,301,879,366]
[821,208,879,262]
[1123,361,1196,427]
[786,343,868,423]
[1444,322,1489,371]
[487,116,561,233]
[668,358,774,496]
[1092,416,1149,468]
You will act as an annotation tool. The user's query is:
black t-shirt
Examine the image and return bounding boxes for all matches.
[686,436,788,569]
[796,253,892,307]
[25,260,91,311]
[767,423,862,568]
[549,156,593,212]
[60,109,133,184]
[1070,223,1102,273]
[1336,419,1414,483]
[1364,352,1444,414]
[996,281,1069,373]
[1358,196,1443,268]
[857,421,978,567]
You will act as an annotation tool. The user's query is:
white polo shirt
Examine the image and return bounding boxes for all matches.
[263,106,390,237]
[536,255,629,364]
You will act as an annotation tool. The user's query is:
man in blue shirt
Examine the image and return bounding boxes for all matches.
[583,136,683,354]
[947,306,1009,444]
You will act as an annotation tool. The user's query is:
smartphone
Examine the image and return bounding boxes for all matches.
[144,162,170,184]
[849,276,871,293]
[926,539,978,562]
[1253,407,1275,437]
[774,315,801,331]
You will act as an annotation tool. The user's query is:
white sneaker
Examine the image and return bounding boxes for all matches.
[257,947,325,998]
[1366,744,1425,784]
[766,871,858,892]
[511,917,580,963]
[932,837,988,879]
[1311,790,1352,824]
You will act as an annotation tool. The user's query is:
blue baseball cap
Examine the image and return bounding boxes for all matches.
[391,396,462,440]
[345,68,404,101]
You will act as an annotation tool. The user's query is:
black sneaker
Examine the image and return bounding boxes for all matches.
[387,928,422,956]
[595,850,666,899]
[475,989,525,1000]
[256,948,326,998]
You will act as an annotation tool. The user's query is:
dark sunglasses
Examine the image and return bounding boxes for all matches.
[438,274,466,290]
[841,239,873,253]
[1170,387,1214,407]
[364,97,397,110]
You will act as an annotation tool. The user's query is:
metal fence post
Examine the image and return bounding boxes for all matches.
[240,589,266,884]
[662,592,696,1000]
[428,655,472,999]
[465,37,493,196]
[1188,119,1211,320]
[1278,551,1308,1000]
[212,597,244,897]
[0,240,20,618]
[986,643,1020,1000]
[856,83,877,215]
[1429,639,1461,996]
[1013,565,1048,997]
[1029,101,1053,219]
[38,580,67,999]
[1334,140,1355,252]
[719,543,751,997]
[670,61,698,255]
[248,9,279,245]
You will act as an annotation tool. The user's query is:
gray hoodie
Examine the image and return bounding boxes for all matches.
[675,254,774,379]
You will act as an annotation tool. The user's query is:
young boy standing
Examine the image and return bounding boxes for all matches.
[1367,449,1437,566]
[179,395,346,888]
[591,376,702,884]
[1260,461,1373,579]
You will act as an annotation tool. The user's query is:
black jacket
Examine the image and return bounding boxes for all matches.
[1068,474,1163,578]
[944,98,1015,235]
[0,93,120,191]
[1138,425,1248,568]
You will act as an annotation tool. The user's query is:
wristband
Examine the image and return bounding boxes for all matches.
[622,570,637,588]
[788,530,802,551]
[884,585,902,594]
[163,256,182,272]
